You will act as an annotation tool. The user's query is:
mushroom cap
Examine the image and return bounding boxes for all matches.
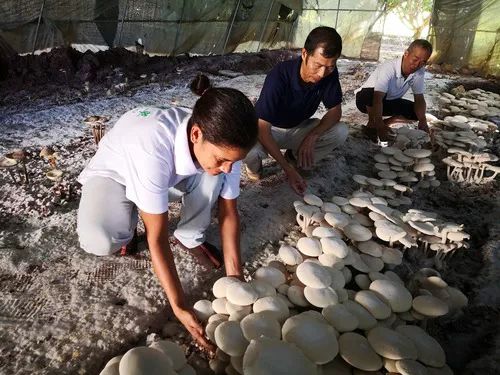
[353,174,369,185]
[304,193,323,206]
[412,295,449,317]
[360,253,385,272]
[354,290,392,320]
[318,253,345,269]
[322,303,359,332]
[393,152,414,164]
[381,146,399,156]
[352,213,373,227]
[343,223,372,242]
[374,153,390,163]
[413,163,435,173]
[324,212,351,229]
[296,262,332,288]
[378,170,398,179]
[287,285,309,307]
[297,237,323,257]
[343,300,377,330]
[214,321,249,357]
[366,178,384,187]
[355,274,371,290]
[254,266,286,288]
[357,240,383,257]
[282,314,339,364]
[395,359,429,375]
[249,279,277,298]
[226,282,259,306]
[338,332,383,371]
[278,245,303,266]
[375,163,391,171]
[408,221,437,236]
[149,340,187,371]
[367,326,418,360]
[396,325,446,367]
[321,202,342,213]
[0,157,18,167]
[341,204,359,215]
[193,300,215,322]
[212,298,229,315]
[213,276,241,298]
[320,237,349,258]
[404,149,432,158]
[46,169,63,181]
[119,346,176,375]
[349,197,372,208]
[375,220,407,243]
[369,279,413,312]
[242,337,317,375]
[331,196,350,206]
[304,286,339,308]
[252,296,290,322]
[240,312,281,341]
[312,226,342,238]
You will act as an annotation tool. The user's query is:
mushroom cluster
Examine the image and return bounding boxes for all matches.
[438,87,500,120]
[0,149,29,184]
[372,146,439,191]
[193,193,467,374]
[84,115,109,145]
[391,126,430,149]
[98,339,195,375]
[432,116,494,150]
[442,148,499,184]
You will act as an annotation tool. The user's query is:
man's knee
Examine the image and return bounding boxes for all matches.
[78,225,119,256]
[323,122,349,147]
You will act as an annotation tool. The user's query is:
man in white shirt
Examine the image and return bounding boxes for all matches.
[356,39,433,142]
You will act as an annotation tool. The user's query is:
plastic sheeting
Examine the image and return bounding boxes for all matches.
[429,0,500,76]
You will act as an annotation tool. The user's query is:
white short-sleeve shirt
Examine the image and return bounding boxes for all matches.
[361,56,425,100]
[78,106,242,214]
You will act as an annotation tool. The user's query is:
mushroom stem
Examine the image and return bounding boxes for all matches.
[20,162,29,184]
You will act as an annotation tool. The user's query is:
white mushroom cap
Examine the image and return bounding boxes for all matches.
[242,337,317,375]
[375,220,407,243]
[381,246,403,265]
[249,279,277,298]
[312,226,342,238]
[360,253,385,272]
[208,313,229,324]
[226,300,253,316]
[355,274,371,290]
[349,197,372,208]
[395,325,446,367]
[331,196,350,206]
[414,163,435,173]
[296,262,332,288]
[322,304,359,332]
[252,296,290,323]
[374,153,390,163]
[352,213,372,227]
[343,223,372,242]
[357,240,383,257]
[304,286,339,308]
[408,221,437,236]
[412,295,449,317]
[353,174,369,185]
[381,146,399,155]
[214,321,249,357]
[254,266,286,288]
[341,204,359,215]
[149,340,187,371]
[193,300,215,322]
[367,326,418,360]
[278,245,303,266]
[282,314,339,364]
[320,237,349,258]
[321,202,342,213]
[378,170,398,179]
[324,212,351,229]
[212,298,229,315]
[369,279,413,312]
[404,149,432,158]
[240,312,281,341]
[213,277,241,298]
[287,285,309,307]
[297,237,323,257]
[226,282,259,306]
[304,193,323,206]
[120,346,176,375]
[343,300,377,330]
[338,332,383,371]
[354,290,392,320]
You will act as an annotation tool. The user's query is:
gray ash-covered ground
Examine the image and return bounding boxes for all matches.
[0,47,499,374]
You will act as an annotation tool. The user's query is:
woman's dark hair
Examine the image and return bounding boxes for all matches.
[304,26,342,58]
[189,74,258,151]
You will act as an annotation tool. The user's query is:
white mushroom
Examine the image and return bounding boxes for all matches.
[322,304,359,332]
[254,266,286,288]
[366,326,418,360]
[369,279,413,313]
[214,321,249,356]
[149,340,187,371]
[278,245,303,266]
[119,347,176,375]
[296,262,332,288]
[240,312,281,341]
[226,282,259,306]
[338,332,383,371]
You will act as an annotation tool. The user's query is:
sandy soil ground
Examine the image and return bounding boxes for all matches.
[0,49,499,375]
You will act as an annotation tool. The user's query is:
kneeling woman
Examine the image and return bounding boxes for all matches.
[77,75,258,349]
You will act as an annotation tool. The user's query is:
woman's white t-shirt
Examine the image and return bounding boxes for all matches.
[78,106,242,214]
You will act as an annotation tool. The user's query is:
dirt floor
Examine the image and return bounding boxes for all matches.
[0,48,499,375]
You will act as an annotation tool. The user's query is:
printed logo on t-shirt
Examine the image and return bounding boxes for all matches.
[137,109,151,117]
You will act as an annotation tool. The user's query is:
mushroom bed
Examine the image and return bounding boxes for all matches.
[0,50,499,375]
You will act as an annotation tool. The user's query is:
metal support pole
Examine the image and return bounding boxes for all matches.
[172,0,187,56]
[117,0,129,47]
[334,0,340,29]
[32,0,46,54]
[257,0,274,52]
[222,0,241,55]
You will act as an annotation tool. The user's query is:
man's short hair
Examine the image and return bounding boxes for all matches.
[304,26,342,58]
[408,39,433,55]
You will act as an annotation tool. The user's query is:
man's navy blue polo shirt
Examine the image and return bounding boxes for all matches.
[255,57,342,129]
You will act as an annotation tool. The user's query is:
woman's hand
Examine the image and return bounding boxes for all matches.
[173,305,216,353]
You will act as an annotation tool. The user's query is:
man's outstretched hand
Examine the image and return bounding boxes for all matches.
[173,305,216,353]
